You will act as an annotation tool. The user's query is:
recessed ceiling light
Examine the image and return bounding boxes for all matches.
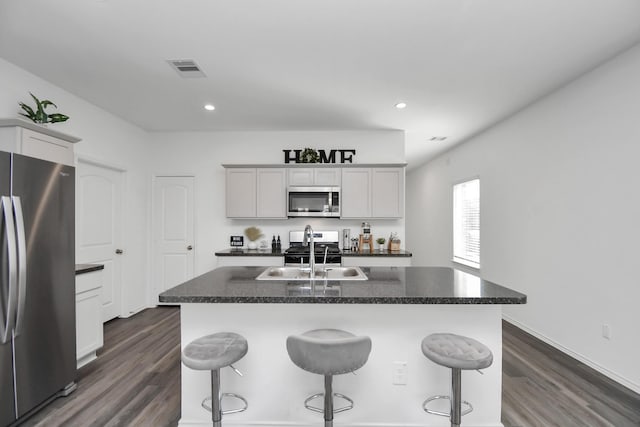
[395,102,407,109]
[204,104,215,111]
[429,136,447,142]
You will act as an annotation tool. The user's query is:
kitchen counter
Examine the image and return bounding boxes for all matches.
[169,266,525,426]
[75,264,105,275]
[342,249,412,257]
[214,248,284,256]
[159,266,525,304]
[214,248,412,257]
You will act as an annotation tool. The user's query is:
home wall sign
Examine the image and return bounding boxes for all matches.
[283,148,356,164]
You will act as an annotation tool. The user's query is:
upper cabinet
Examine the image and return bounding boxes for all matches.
[225,164,404,219]
[371,167,404,218]
[256,168,287,218]
[342,167,404,219]
[0,118,80,166]
[226,168,257,217]
[288,168,340,186]
[341,168,372,218]
[226,167,287,218]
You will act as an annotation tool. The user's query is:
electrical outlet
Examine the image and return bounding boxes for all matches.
[392,361,408,385]
[602,324,611,340]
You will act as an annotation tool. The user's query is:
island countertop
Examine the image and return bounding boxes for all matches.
[159,266,526,304]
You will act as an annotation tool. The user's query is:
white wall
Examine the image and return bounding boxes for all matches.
[149,130,406,282]
[0,57,151,316]
[406,44,640,392]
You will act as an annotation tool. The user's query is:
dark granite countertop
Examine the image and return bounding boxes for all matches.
[159,266,526,305]
[75,264,105,275]
[215,248,284,256]
[342,249,412,257]
[215,249,412,257]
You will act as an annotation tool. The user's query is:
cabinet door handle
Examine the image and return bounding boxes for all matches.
[187,245,193,251]
[115,249,124,254]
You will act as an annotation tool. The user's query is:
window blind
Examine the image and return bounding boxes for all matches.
[453,178,480,268]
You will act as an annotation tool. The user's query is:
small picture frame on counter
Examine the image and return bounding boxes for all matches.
[230,235,244,249]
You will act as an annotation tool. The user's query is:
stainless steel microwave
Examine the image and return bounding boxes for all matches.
[287,186,340,217]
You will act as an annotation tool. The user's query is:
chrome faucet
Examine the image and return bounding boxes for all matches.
[303,224,315,278]
[322,246,329,275]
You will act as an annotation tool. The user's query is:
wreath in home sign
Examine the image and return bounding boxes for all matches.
[300,148,320,163]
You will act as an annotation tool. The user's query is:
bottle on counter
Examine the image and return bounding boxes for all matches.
[276,235,282,252]
[271,235,277,252]
[361,222,371,238]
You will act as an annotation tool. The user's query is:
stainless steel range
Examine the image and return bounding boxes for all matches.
[284,230,341,266]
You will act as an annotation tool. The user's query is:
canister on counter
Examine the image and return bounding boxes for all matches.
[342,229,351,250]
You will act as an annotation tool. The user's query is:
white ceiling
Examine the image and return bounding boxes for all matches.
[2,1,640,168]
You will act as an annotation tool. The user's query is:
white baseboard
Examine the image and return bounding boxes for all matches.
[502,315,640,395]
[119,305,146,318]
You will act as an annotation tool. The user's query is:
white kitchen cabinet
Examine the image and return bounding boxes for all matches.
[314,168,341,186]
[342,256,412,267]
[76,269,104,368]
[288,168,314,186]
[288,167,340,186]
[256,168,287,218]
[342,167,404,219]
[226,167,287,218]
[371,167,404,218]
[341,168,372,218]
[0,118,80,166]
[226,168,257,217]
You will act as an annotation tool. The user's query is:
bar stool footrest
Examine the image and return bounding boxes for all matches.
[304,392,354,414]
[422,395,473,418]
[202,393,249,415]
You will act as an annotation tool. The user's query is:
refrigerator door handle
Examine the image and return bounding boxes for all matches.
[1,196,18,344]
[12,196,27,337]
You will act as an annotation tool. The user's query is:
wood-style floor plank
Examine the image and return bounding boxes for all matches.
[21,307,181,427]
[20,307,640,427]
[501,320,640,427]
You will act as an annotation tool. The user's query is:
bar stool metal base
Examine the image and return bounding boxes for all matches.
[303,374,354,427]
[199,368,248,427]
[422,395,473,417]
[304,392,354,414]
[423,367,473,427]
[202,393,248,415]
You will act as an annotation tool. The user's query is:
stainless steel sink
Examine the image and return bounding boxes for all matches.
[256,266,368,281]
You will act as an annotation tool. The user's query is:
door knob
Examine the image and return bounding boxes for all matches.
[187,245,193,251]
[115,249,124,254]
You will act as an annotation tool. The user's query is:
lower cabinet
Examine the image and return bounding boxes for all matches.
[76,270,104,368]
[342,256,412,267]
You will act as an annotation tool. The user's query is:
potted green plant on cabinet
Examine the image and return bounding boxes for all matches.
[18,92,69,125]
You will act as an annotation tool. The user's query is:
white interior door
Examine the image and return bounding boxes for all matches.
[153,176,195,302]
[76,160,124,322]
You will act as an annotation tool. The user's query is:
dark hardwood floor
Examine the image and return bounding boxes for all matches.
[501,320,640,427]
[22,306,181,427]
[21,307,640,427]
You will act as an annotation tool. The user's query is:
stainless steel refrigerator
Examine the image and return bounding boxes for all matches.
[1,151,76,426]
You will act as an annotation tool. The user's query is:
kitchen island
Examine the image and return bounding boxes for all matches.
[160,266,526,427]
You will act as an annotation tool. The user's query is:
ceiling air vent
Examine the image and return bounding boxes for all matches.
[167,59,206,78]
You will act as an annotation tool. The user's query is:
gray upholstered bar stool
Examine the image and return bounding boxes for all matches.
[182,332,248,427]
[286,329,372,427]
[421,333,493,427]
